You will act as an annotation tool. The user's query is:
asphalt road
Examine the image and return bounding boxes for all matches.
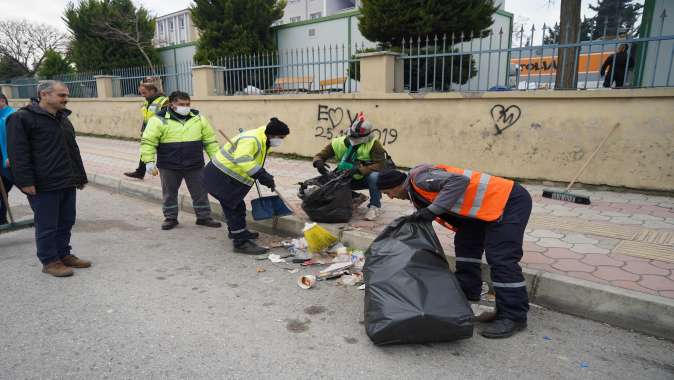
[1,186,673,380]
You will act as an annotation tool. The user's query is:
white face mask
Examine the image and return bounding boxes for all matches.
[269,137,284,147]
[174,106,191,116]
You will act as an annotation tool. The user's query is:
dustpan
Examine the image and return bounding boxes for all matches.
[251,182,293,221]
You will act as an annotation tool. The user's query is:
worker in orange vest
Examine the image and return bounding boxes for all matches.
[376,164,532,339]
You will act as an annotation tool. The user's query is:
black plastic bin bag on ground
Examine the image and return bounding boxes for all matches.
[298,172,352,223]
[363,217,474,345]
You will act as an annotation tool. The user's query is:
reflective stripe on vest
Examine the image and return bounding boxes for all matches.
[331,137,376,180]
[212,126,267,186]
[411,165,514,222]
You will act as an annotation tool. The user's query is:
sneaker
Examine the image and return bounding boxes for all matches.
[196,218,222,228]
[364,206,381,221]
[352,193,368,209]
[123,171,145,180]
[162,218,179,230]
[228,230,260,240]
[481,318,527,339]
[61,254,92,268]
[233,240,269,255]
[42,261,74,277]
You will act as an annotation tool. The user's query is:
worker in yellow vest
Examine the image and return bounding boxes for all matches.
[124,78,168,179]
[376,165,532,339]
[313,113,387,221]
[140,91,221,230]
[202,118,290,254]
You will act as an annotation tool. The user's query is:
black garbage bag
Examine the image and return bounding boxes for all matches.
[298,172,353,223]
[364,217,474,345]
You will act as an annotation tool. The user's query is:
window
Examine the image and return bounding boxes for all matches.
[168,20,174,31]
[158,22,163,33]
[179,16,185,29]
[308,28,316,37]
[290,16,301,22]
[310,12,321,19]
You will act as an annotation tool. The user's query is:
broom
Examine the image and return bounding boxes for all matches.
[542,123,619,205]
[217,129,337,252]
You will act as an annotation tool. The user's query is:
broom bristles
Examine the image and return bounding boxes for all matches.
[303,223,338,253]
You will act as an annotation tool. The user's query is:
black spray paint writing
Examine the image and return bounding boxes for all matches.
[490,104,522,135]
[316,104,398,145]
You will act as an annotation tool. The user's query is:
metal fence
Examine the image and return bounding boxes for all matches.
[3,73,98,99]
[399,11,674,92]
[212,44,363,95]
[110,62,193,97]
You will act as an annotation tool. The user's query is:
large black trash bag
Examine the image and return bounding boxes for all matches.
[298,171,353,223]
[364,217,474,345]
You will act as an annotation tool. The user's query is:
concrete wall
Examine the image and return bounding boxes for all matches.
[10,89,673,191]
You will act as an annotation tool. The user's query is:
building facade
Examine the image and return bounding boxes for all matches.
[276,0,359,25]
[154,8,199,48]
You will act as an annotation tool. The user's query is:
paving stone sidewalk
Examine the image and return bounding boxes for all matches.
[78,136,674,300]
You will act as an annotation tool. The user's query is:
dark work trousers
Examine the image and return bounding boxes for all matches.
[0,173,13,224]
[350,171,382,208]
[202,162,251,245]
[27,188,77,265]
[159,167,212,220]
[453,183,532,322]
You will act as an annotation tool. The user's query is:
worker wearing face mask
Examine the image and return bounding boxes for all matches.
[312,112,388,221]
[202,117,290,255]
[140,91,222,230]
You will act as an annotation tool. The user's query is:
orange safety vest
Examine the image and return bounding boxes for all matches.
[411,165,514,227]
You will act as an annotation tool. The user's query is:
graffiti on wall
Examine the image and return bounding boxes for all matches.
[315,104,399,145]
[491,104,522,135]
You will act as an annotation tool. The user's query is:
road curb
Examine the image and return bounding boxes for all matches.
[91,173,674,341]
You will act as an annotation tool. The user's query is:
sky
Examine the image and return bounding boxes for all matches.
[0,0,644,35]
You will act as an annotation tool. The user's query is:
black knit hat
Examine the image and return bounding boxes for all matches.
[377,170,408,190]
[265,117,290,136]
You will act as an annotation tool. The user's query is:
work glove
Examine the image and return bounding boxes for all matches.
[256,169,276,191]
[145,162,158,176]
[313,160,330,176]
[406,207,437,223]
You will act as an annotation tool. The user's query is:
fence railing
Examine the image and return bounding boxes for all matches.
[211,44,364,95]
[110,62,193,97]
[399,11,674,92]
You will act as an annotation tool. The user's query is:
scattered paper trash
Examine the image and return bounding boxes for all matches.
[254,254,269,261]
[256,267,266,273]
[351,250,365,272]
[358,284,366,290]
[580,362,589,369]
[318,261,353,279]
[297,275,317,289]
[543,336,552,341]
[338,273,364,286]
[287,268,299,274]
[268,254,286,263]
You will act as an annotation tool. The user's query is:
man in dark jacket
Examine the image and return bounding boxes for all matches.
[7,80,91,277]
[601,44,634,88]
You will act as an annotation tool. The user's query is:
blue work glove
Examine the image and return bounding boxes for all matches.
[406,207,437,222]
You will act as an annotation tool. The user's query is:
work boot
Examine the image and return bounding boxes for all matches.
[364,206,381,221]
[42,261,74,277]
[228,230,260,240]
[61,254,92,268]
[123,171,145,180]
[233,240,269,255]
[162,218,179,230]
[481,318,527,339]
[196,218,222,228]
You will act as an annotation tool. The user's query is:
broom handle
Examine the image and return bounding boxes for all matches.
[566,123,619,191]
[217,129,237,147]
[0,177,15,224]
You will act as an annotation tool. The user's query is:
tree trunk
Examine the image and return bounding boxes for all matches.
[555,0,581,90]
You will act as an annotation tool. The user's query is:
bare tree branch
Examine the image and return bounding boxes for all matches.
[0,19,68,75]
[92,13,156,74]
